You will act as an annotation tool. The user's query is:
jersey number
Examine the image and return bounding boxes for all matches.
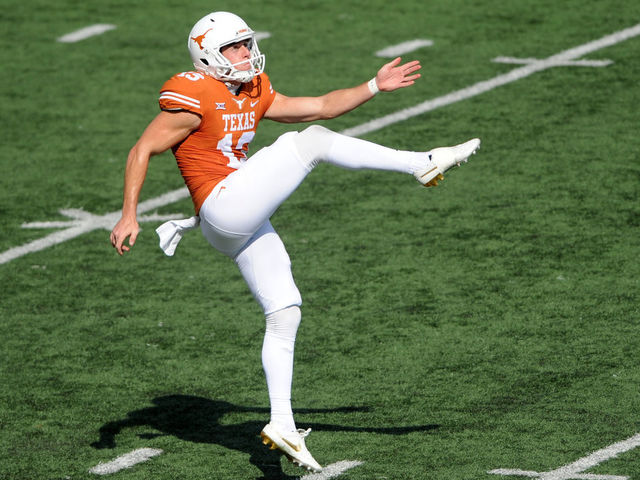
[177,71,205,81]
[217,132,255,169]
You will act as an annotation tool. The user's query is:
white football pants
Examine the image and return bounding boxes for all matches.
[199,125,426,313]
[198,125,426,431]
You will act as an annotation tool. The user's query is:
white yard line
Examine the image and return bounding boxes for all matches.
[89,448,163,475]
[489,433,640,480]
[492,56,613,67]
[541,433,640,480]
[2,23,640,265]
[88,452,360,477]
[490,469,545,478]
[302,460,364,479]
[342,22,640,137]
[57,24,116,43]
[0,187,188,265]
[489,469,628,480]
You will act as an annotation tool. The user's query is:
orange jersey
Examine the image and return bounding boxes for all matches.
[159,71,276,213]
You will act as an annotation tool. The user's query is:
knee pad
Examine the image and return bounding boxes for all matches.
[265,306,302,341]
[292,125,336,169]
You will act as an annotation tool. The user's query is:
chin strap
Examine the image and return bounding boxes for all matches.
[224,81,242,94]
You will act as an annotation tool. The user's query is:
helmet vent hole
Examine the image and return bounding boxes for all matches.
[201,58,209,65]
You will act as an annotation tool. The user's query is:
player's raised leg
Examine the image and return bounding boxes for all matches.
[292,125,480,186]
[199,127,481,252]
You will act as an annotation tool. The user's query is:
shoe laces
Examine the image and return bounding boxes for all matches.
[296,428,312,438]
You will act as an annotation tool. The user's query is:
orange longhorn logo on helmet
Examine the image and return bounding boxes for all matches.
[191,28,213,50]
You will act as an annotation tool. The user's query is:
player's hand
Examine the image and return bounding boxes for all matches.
[110,216,140,256]
[375,57,421,92]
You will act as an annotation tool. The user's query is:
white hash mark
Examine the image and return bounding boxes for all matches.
[301,460,364,480]
[57,24,116,43]
[376,39,434,57]
[2,23,640,265]
[255,31,271,42]
[488,432,640,480]
[89,448,163,475]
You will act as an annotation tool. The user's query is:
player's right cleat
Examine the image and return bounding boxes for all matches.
[415,138,481,187]
[260,423,323,473]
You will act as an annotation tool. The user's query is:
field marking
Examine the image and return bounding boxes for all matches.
[57,24,116,43]
[2,23,640,265]
[489,433,640,480]
[255,31,272,42]
[376,39,433,57]
[87,450,359,478]
[56,25,262,44]
[89,448,163,475]
[0,188,188,265]
[302,460,364,479]
[492,56,613,68]
[342,22,640,137]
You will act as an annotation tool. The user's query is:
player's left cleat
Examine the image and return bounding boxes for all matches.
[261,423,323,473]
[415,138,481,187]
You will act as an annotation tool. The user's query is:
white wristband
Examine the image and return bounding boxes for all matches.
[367,77,380,95]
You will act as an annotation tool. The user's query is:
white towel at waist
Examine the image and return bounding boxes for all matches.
[155,216,200,256]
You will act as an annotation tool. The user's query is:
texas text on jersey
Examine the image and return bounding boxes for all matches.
[159,70,276,213]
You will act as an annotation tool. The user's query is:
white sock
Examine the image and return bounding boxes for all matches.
[326,131,426,174]
[293,125,427,174]
[262,306,301,432]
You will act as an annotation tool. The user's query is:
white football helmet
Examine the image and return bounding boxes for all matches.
[188,11,265,83]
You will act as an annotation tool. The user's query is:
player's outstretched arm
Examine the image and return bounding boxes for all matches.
[264,57,421,123]
[110,111,200,256]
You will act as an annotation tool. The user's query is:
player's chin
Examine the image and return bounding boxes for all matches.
[236,62,253,71]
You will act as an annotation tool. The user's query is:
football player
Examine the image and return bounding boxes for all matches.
[110,11,480,473]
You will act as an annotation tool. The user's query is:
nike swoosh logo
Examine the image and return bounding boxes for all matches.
[420,166,438,178]
[250,100,259,108]
[282,436,302,452]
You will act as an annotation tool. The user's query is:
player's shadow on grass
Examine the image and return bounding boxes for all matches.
[91,394,439,479]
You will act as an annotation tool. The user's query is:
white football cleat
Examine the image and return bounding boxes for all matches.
[260,423,323,473]
[415,138,481,187]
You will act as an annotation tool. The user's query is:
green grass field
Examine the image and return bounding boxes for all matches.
[1,1,640,479]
